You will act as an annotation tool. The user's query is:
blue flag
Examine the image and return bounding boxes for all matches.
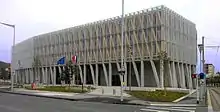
[57,56,65,65]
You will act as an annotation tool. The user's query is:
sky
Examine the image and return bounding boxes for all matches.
[0,0,220,71]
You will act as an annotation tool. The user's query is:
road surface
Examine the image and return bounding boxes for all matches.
[209,87,220,111]
[0,92,207,112]
[0,92,144,112]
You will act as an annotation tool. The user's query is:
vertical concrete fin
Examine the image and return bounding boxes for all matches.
[186,64,193,89]
[50,67,53,84]
[181,63,186,88]
[109,63,112,86]
[53,66,56,85]
[78,65,83,84]
[141,60,144,87]
[160,60,164,88]
[177,63,182,88]
[172,62,178,88]
[89,64,95,85]
[95,64,99,86]
[41,68,45,84]
[150,60,160,87]
[168,62,173,87]
[102,63,109,86]
[83,65,86,84]
[45,67,48,84]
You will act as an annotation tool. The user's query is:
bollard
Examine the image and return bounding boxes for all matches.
[102,88,104,95]
[113,89,116,96]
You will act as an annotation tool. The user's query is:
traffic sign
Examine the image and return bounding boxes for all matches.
[192,74,197,78]
[199,73,205,79]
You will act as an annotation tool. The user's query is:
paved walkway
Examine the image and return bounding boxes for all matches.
[88,86,131,97]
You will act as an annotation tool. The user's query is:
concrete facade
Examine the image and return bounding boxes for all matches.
[11,5,197,88]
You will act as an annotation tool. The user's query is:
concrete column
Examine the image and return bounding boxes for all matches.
[50,67,53,84]
[171,62,178,88]
[95,64,99,86]
[83,65,86,85]
[141,60,144,87]
[188,65,192,89]
[15,70,18,84]
[58,66,62,84]
[160,60,164,88]
[89,64,95,85]
[177,63,182,88]
[132,61,140,87]
[109,63,112,86]
[25,69,28,84]
[38,67,40,82]
[53,66,56,85]
[102,63,108,86]
[150,60,160,87]
[30,69,33,83]
[28,69,30,84]
[41,68,45,84]
[22,69,24,83]
[45,67,48,84]
[181,63,186,88]
[186,64,193,89]
[78,65,83,84]
[168,61,173,87]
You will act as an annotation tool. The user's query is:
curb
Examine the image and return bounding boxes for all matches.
[172,90,196,103]
[149,103,197,107]
[0,90,149,106]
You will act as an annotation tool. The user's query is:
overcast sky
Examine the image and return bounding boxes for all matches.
[0,0,220,71]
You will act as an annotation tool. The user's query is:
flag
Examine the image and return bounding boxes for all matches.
[57,56,65,65]
[72,55,77,64]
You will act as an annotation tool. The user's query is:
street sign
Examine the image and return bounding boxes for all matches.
[199,73,205,79]
[192,74,197,78]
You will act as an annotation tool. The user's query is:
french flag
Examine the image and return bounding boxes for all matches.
[72,55,77,64]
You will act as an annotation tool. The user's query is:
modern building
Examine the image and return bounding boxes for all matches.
[204,64,215,78]
[11,5,197,89]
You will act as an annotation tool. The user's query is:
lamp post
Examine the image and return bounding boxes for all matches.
[0,22,15,92]
[119,0,125,102]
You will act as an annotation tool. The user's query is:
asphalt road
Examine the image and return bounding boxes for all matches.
[209,87,220,111]
[0,91,207,112]
[0,92,144,112]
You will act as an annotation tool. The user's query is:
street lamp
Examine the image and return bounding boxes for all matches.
[0,22,15,91]
[119,0,125,102]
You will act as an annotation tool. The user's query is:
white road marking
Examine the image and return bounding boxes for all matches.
[140,108,169,112]
[146,106,195,112]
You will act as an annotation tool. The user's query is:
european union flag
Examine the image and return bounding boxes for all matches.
[57,56,65,65]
